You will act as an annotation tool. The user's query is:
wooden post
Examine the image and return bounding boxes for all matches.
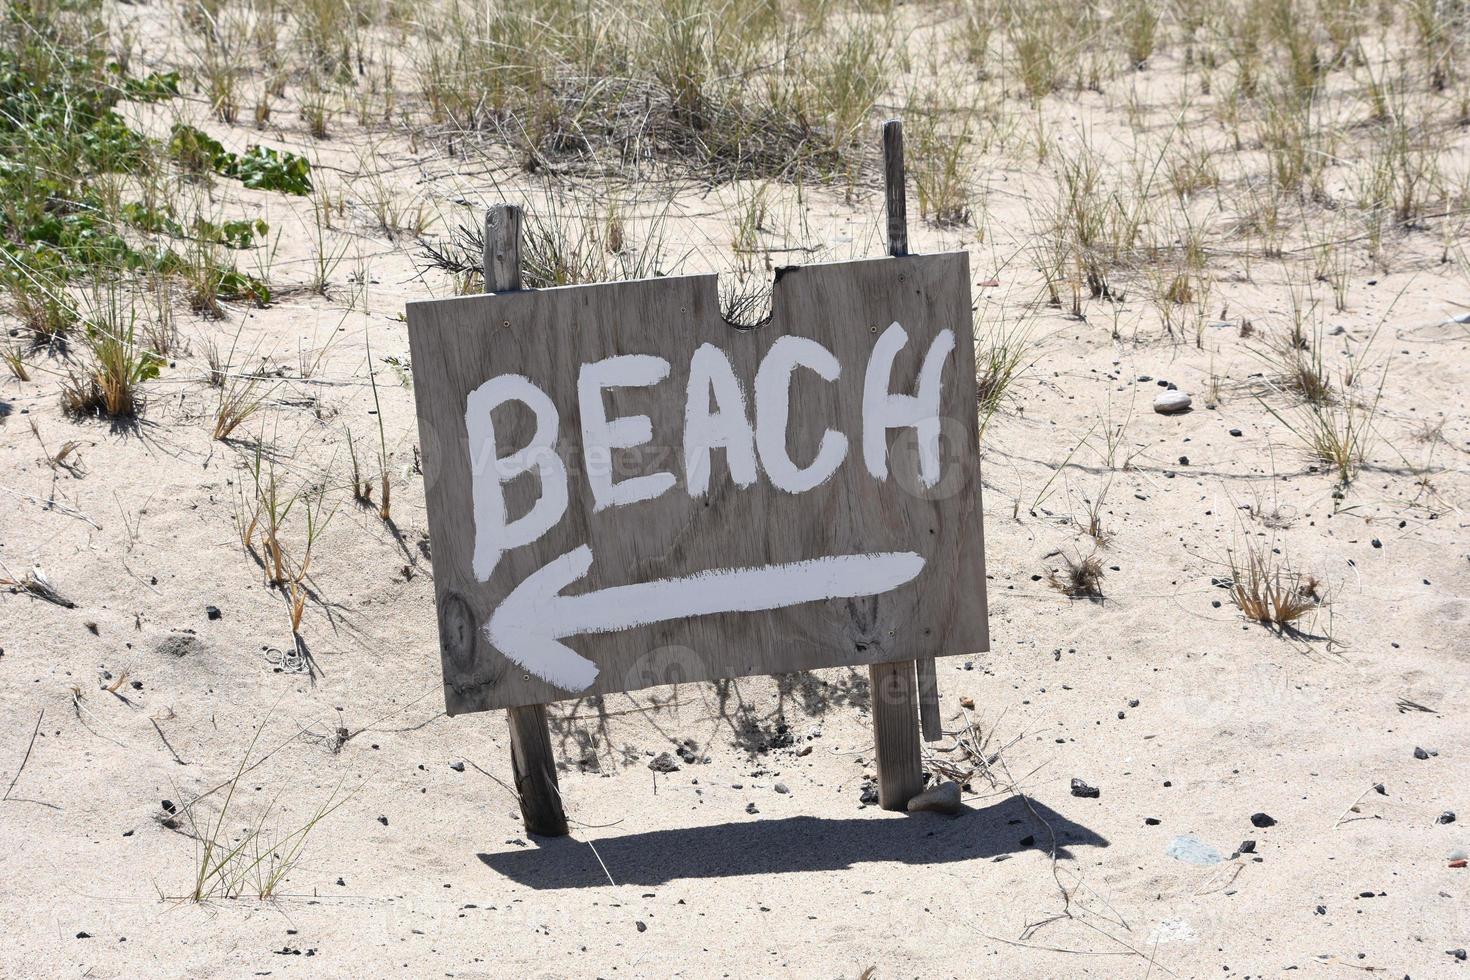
[881,119,944,746]
[866,120,927,811]
[882,120,909,258]
[869,659,924,810]
[483,203,569,838]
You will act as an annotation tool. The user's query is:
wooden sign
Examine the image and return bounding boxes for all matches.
[406,253,990,716]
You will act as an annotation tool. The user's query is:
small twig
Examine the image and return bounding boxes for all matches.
[549,780,616,888]
[150,717,188,766]
[465,758,522,803]
[3,709,43,802]
[1332,784,1378,830]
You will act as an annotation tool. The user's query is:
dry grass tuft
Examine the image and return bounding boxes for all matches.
[1227,541,1326,631]
[1048,551,1105,600]
[2,341,29,380]
[975,318,1034,442]
[177,717,355,902]
[60,287,162,420]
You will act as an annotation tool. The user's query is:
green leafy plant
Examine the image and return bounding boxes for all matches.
[169,124,312,195]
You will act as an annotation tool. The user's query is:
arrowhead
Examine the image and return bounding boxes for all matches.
[484,545,600,692]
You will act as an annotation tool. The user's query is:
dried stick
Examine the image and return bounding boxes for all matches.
[3,709,43,801]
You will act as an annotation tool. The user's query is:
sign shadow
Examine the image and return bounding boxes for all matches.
[478,794,1108,889]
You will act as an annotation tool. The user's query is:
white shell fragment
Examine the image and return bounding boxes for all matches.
[906,780,963,815]
[1153,390,1192,415]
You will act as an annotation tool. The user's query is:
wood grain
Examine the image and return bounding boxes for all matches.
[883,120,909,259]
[506,701,568,836]
[479,202,568,838]
[883,117,942,746]
[407,252,989,714]
[869,659,924,808]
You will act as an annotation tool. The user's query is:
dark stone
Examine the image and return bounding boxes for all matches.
[636,921,647,933]
[774,783,790,795]
[648,752,681,773]
[76,932,91,939]
[745,802,759,814]
[1070,778,1100,799]
[1144,817,1161,826]
[1238,839,1256,853]
[377,815,388,826]
[1019,834,1035,847]
[1370,539,1382,549]
[1414,746,1431,760]
[1250,812,1276,828]
[449,761,465,772]
[1229,428,1243,437]
[205,605,222,620]
[1438,811,1456,824]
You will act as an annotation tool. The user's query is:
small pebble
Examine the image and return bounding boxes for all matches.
[1153,390,1192,415]
[1250,812,1276,828]
[907,781,962,816]
[649,752,681,773]
[1070,778,1101,799]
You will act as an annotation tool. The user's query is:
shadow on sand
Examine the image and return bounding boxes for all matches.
[479,794,1108,889]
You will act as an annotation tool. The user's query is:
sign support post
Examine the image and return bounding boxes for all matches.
[482,203,570,838]
[866,119,936,813]
[884,120,945,748]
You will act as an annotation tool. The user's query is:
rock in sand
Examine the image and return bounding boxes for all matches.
[1153,390,1192,415]
[906,781,962,815]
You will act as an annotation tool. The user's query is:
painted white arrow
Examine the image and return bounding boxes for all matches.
[484,545,926,692]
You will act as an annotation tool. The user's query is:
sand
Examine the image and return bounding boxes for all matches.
[2,4,1470,977]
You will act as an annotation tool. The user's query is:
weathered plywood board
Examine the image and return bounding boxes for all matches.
[407,253,989,714]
